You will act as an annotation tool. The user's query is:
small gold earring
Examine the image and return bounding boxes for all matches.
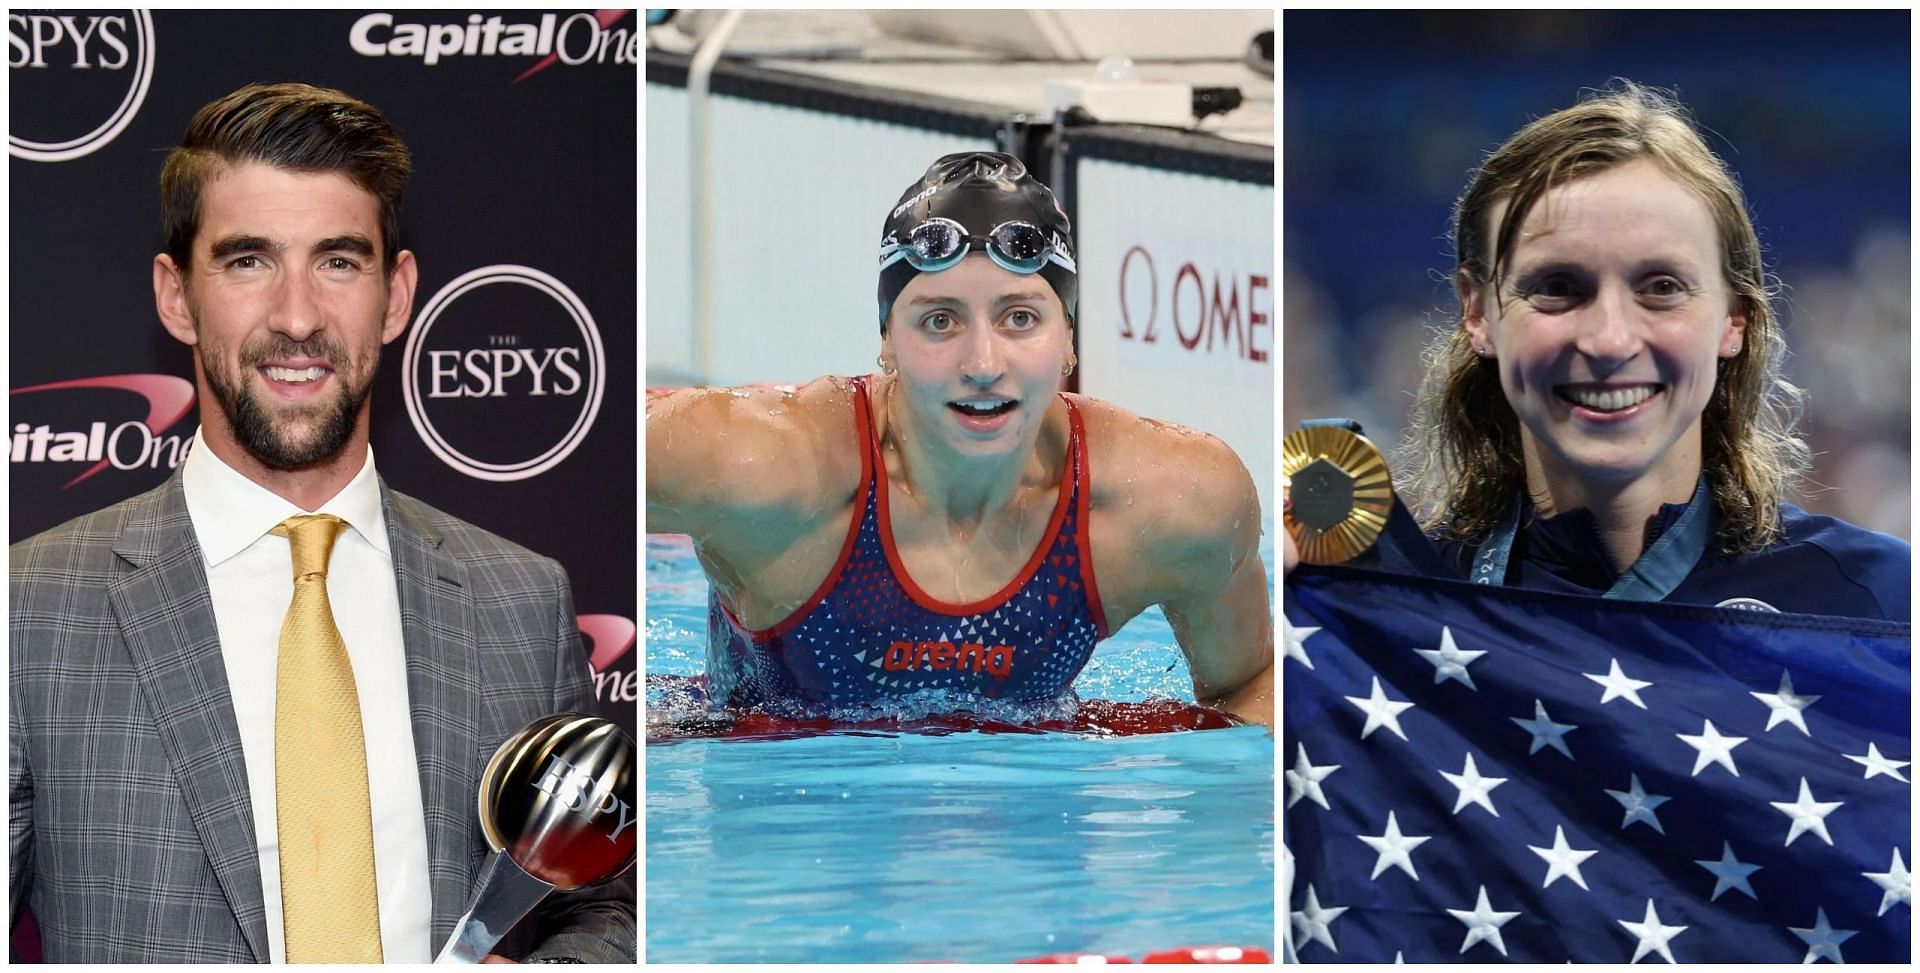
[876,354,894,374]
[1062,359,1076,377]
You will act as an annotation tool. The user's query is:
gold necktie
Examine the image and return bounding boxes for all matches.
[273,513,384,963]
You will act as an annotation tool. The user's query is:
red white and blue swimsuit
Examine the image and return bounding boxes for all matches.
[707,376,1109,712]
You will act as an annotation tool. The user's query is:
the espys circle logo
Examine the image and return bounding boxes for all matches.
[403,265,605,482]
[8,10,155,163]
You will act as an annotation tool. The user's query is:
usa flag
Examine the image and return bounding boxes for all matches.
[1283,566,1910,963]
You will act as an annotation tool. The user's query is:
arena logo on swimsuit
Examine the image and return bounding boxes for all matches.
[883,640,1015,680]
[7,10,154,162]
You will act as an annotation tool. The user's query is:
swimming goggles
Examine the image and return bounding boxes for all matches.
[878,218,1076,276]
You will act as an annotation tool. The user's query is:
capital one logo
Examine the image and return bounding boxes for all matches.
[579,613,636,703]
[9,373,196,487]
[348,11,636,82]
[8,10,155,162]
[402,265,605,482]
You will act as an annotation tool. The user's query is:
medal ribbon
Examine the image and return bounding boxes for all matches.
[1472,474,1713,602]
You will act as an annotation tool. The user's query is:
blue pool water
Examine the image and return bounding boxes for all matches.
[644,528,1276,963]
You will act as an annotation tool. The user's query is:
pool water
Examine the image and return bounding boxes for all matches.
[644,529,1277,963]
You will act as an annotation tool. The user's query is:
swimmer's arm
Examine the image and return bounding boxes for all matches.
[1167,547,1273,727]
[645,385,810,538]
[1157,444,1275,728]
[646,387,727,536]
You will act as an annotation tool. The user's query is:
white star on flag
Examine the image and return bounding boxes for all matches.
[1694,841,1762,902]
[1788,908,1856,964]
[1528,824,1598,890]
[1616,898,1687,964]
[1510,698,1578,759]
[1583,657,1652,709]
[1769,777,1843,847]
[1290,884,1347,955]
[1863,848,1910,917]
[1605,773,1671,834]
[1414,625,1486,690]
[1345,675,1416,741]
[1675,719,1747,777]
[1284,617,1320,669]
[1842,741,1910,782]
[1749,669,1819,736]
[1286,742,1340,810]
[1355,810,1431,881]
[1282,562,1910,962]
[1439,751,1507,817]
[1445,885,1521,957]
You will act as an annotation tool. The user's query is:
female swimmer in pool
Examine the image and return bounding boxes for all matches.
[1284,82,1907,620]
[649,152,1274,724]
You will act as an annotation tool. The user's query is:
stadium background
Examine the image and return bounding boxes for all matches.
[1284,10,1910,540]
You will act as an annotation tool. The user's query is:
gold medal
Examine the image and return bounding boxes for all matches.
[1283,425,1394,564]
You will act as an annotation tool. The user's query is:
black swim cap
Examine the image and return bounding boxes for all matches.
[877,151,1077,332]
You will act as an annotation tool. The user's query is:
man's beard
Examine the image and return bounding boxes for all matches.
[200,332,373,471]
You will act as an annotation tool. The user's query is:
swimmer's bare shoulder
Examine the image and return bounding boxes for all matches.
[645,377,864,543]
[1071,395,1262,583]
[1072,395,1273,724]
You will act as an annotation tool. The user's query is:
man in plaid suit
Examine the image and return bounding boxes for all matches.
[8,83,633,963]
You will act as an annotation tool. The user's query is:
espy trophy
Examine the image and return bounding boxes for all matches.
[435,713,636,963]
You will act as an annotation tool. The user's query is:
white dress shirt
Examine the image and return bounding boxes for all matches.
[181,431,433,963]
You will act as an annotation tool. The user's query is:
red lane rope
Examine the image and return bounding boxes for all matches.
[646,676,1243,742]
[1013,945,1272,963]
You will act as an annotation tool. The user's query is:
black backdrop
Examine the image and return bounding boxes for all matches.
[9,11,636,747]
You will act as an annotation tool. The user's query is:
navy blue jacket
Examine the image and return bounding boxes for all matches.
[1369,499,1909,622]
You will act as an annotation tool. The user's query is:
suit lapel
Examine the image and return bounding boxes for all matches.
[108,475,270,962]
[383,485,481,952]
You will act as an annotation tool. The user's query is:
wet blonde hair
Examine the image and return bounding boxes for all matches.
[1400,81,1808,552]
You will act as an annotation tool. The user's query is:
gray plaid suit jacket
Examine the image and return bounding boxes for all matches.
[8,470,635,963]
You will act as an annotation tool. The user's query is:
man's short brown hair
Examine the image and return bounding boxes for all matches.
[161,82,411,272]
